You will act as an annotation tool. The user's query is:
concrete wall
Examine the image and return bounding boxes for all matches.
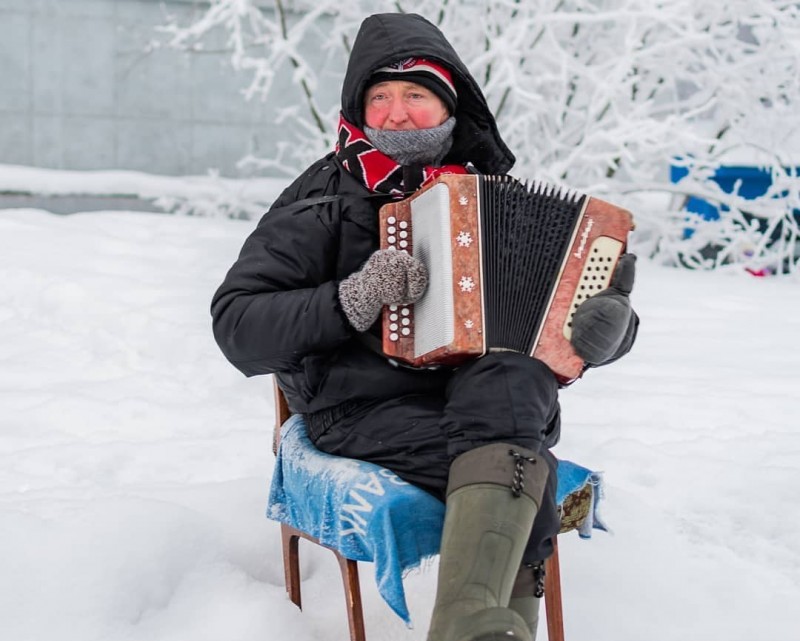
[0,0,340,177]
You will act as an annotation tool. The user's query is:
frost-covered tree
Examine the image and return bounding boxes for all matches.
[160,0,800,275]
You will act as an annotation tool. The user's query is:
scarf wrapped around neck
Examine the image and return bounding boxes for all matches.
[335,114,469,196]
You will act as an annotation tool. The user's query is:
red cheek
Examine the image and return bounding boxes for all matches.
[408,110,445,129]
[364,106,387,129]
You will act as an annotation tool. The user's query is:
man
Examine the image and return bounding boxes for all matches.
[212,13,637,641]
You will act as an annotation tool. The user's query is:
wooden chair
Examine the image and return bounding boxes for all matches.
[273,381,568,641]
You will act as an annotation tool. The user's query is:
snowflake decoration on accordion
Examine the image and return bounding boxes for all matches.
[464,319,475,329]
[459,195,468,206]
[456,230,473,247]
[458,276,476,293]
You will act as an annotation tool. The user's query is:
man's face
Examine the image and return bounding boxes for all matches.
[364,80,449,131]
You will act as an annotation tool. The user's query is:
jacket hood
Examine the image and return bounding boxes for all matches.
[341,13,515,175]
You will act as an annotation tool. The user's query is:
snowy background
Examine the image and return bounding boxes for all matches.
[1,166,798,641]
[1,1,799,638]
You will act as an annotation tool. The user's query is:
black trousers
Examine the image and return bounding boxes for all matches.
[309,352,562,562]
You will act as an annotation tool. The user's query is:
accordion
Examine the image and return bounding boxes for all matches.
[378,174,635,384]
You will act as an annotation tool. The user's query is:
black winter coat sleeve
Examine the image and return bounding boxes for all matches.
[210,199,354,377]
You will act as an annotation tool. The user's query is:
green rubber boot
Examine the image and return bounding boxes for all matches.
[507,596,540,639]
[508,563,545,640]
[426,443,549,641]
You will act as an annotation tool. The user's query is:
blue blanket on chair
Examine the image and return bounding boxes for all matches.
[267,414,605,626]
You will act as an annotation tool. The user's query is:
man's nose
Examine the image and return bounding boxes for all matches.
[388,100,408,125]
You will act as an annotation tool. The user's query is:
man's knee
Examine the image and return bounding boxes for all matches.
[447,352,557,401]
[443,353,561,456]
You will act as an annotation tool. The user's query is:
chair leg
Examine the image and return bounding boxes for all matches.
[544,537,565,641]
[334,552,367,641]
[280,524,366,641]
[281,524,303,609]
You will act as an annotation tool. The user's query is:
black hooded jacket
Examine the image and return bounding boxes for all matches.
[211,13,635,414]
[211,14,518,413]
[340,13,514,174]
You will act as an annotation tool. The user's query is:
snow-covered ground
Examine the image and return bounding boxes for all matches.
[0,163,285,204]
[1,204,798,641]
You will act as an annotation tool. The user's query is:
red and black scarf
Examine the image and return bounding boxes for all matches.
[335,114,468,196]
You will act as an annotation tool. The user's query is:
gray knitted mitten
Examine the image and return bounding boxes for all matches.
[338,249,428,332]
[570,253,636,365]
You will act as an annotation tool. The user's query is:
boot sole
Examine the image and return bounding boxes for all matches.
[448,606,532,641]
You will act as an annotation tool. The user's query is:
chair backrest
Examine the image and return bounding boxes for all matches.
[273,378,291,454]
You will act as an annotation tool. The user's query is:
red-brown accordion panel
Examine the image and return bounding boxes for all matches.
[379,175,634,384]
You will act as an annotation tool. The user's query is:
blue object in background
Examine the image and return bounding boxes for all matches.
[671,164,784,220]
[670,163,800,239]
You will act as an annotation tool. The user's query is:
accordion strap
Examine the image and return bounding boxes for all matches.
[279,195,340,215]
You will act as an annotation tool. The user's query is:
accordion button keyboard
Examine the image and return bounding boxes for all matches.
[562,236,624,339]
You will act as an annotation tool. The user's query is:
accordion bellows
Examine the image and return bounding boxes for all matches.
[379,174,635,384]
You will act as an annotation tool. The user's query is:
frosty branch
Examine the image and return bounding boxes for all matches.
[160,0,800,274]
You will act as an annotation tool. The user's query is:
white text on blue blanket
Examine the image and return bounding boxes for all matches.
[340,469,408,536]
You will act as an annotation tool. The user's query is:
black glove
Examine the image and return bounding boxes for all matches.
[338,249,428,332]
[570,253,636,366]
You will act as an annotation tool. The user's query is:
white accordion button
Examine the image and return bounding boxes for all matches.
[399,230,408,239]
[401,307,410,316]
[388,235,396,244]
[389,323,398,332]
[389,332,399,342]
[399,221,408,229]
[401,328,411,336]
[389,305,398,311]
[401,317,410,326]
[388,226,396,234]
[399,240,408,249]
[389,313,399,322]
[388,216,396,224]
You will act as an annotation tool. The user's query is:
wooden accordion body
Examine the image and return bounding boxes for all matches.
[379,174,635,384]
